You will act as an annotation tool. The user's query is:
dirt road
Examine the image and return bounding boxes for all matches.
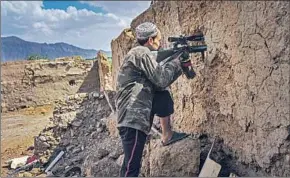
[1,105,53,177]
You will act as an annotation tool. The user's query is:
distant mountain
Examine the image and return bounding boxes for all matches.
[1,36,111,62]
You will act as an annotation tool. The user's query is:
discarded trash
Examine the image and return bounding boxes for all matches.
[198,138,221,177]
[45,150,65,173]
[8,156,29,169]
[7,159,39,177]
[27,155,38,164]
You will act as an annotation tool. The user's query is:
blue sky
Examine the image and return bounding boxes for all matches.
[1,1,151,51]
[42,1,106,14]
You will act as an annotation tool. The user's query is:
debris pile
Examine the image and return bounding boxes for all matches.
[33,91,120,177]
[5,90,202,177]
[4,89,243,177]
[5,154,42,177]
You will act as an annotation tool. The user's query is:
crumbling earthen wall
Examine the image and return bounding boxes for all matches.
[97,52,113,91]
[111,1,290,176]
[1,59,100,112]
[111,28,136,89]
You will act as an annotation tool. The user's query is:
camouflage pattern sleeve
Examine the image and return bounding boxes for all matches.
[138,51,183,89]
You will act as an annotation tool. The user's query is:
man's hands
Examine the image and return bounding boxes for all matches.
[180,50,191,68]
[179,50,196,79]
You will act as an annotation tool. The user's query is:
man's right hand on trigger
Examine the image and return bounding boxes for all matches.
[180,50,191,68]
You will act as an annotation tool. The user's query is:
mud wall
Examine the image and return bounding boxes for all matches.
[97,52,113,91]
[111,29,136,90]
[1,59,100,112]
[111,1,290,176]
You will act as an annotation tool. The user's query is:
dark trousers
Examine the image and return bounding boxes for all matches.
[118,90,174,176]
[118,127,147,177]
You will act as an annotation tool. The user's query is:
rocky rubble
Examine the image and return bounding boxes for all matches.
[28,90,202,177]
[33,91,116,173]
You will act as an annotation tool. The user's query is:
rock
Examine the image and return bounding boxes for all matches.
[105,113,119,137]
[78,93,87,98]
[88,125,95,132]
[19,172,33,177]
[97,148,110,159]
[60,138,70,146]
[66,145,74,152]
[143,138,200,177]
[71,120,83,127]
[30,168,42,175]
[109,149,123,160]
[82,154,101,176]
[96,127,104,133]
[99,94,104,99]
[50,165,66,176]
[39,157,48,164]
[34,137,51,154]
[91,131,98,139]
[93,92,100,98]
[72,147,82,154]
[91,158,121,177]
[116,155,124,166]
[43,141,51,147]
[96,122,102,128]
[68,156,84,165]
[39,135,47,142]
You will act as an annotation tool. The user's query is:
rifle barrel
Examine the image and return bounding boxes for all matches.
[187,45,207,53]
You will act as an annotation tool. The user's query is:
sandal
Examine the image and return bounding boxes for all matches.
[161,131,190,146]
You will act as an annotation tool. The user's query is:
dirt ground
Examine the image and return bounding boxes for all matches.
[1,105,54,177]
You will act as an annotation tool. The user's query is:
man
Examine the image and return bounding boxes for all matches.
[115,22,190,177]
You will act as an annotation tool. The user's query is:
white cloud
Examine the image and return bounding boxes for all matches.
[80,1,151,18]
[1,1,150,51]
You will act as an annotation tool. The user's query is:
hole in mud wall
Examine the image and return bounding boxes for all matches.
[20,105,27,109]
[69,79,76,86]
[286,125,290,141]
[224,44,228,49]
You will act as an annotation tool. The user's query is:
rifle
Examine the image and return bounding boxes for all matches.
[156,32,207,79]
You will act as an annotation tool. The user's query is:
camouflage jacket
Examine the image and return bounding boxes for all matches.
[115,45,182,135]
